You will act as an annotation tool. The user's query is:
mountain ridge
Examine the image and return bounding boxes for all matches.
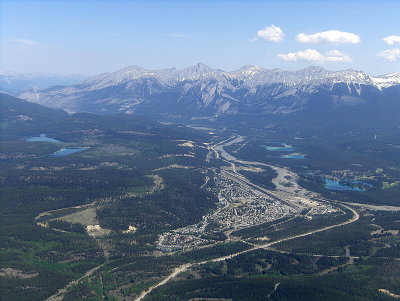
[0,72,87,95]
[16,64,400,119]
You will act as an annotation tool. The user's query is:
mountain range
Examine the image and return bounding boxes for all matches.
[0,72,86,95]
[14,64,400,124]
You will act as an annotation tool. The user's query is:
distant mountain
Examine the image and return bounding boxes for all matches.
[373,73,400,89]
[0,72,87,95]
[0,93,205,142]
[17,64,400,124]
[0,92,67,122]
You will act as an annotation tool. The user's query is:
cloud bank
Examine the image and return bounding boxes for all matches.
[296,30,360,44]
[254,25,284,42]
[170,33,188,39]
[9,39,40,45]
[377,49,400,62]
[278,49,351,62]
[383,35,400,45]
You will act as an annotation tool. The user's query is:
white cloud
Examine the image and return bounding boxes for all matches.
[383,35,400,45]
[170,33,188,39]
[277,49,352,62]
[253,25,284,43]
[9,39,40,45]
[325,50,345,56]
[296,30,360,44]
[377,49,400,62]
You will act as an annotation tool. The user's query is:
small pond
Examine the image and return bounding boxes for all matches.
[50,147,90,157]
[324,179,371,191]
[264,143,295,152]
[281,154,306,159]
[27,134,61,143]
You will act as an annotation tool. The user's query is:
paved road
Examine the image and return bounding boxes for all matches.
[40,135,388,301]
[342,202,400,211]
[133,136,360,301]
[46,263,106,301]
[134,203,359,301]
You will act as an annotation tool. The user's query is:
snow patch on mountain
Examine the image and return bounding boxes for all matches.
[15,64,400,117]
[373,73,400,89]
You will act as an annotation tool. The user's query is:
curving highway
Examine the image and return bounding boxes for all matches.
[133,136,360,301]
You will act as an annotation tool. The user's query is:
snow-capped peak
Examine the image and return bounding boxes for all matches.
[79,64,400,92]
[236,65,264,76]
[373,72,400,89]
[176,63,216,80]
[84,63,218,88]
[15,64,400,118]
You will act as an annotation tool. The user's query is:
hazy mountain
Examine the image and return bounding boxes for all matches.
[0,92,209,144]
[0,72,87,95]
[17,64,400,122]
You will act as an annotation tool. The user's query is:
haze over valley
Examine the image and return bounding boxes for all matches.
[1,1,400,301]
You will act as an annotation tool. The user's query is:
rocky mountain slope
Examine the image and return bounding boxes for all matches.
[17,64,400,121]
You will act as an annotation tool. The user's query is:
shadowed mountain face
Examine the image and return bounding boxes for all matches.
[0,93,205,142]
[16,64,400,126]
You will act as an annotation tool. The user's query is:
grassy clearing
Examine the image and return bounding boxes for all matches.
[58,208,97,226]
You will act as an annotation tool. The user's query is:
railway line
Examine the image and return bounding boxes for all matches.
[133,135,360,301]
[221,169,301,210]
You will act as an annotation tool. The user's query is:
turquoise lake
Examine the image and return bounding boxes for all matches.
[27,134,61,143]
[265,143,295,152]
[324,179,369,191]
[281,154,306,159]
[50,147,90,157]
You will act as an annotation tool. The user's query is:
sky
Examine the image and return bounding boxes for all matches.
[1,0,400,76]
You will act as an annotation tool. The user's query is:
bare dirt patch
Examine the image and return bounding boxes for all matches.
[86,224,112,237]
[0,268,38,279]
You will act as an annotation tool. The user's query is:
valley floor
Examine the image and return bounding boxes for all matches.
[43,135,398,301]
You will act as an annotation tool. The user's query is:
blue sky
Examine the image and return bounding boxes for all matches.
[1,0,400,75]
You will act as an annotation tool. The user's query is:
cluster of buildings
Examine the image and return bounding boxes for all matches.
[157,172,297,252]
